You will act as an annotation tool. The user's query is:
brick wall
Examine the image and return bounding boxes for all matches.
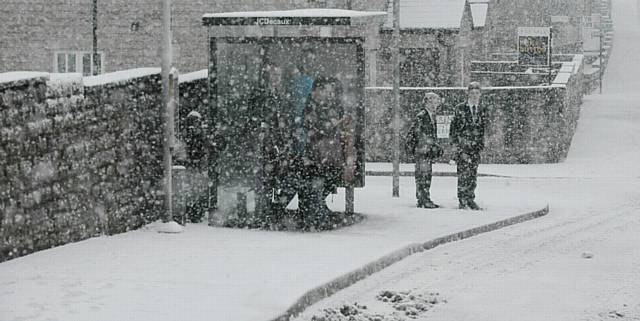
[0,71,165,262]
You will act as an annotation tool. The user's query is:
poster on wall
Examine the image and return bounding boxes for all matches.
[517,27,552,65]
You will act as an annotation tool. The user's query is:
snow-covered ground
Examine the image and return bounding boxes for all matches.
[2,2,640,321]
[0,175,545,321]
[293,1,640,320]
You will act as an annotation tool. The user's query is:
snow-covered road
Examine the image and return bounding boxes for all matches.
[295,178,640,321]
[294,0,640,320]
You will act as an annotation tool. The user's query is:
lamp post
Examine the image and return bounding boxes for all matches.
[392,0,400,197]
[599,29,603,94]
[161,0,174,222]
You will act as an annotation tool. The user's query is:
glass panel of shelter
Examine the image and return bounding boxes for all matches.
[213,37,362,213]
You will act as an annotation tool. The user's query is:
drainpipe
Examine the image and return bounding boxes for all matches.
[92,0,98,75]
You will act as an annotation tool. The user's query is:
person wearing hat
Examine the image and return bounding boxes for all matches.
[450,82,488,210]
[405,92,443,208]
[183,110,207,222]
[184,110,206,168]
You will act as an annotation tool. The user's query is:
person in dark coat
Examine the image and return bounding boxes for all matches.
[406,92,443,208]
[449,82,488,210]
[254,63,292,225]
[270,54,315,223]
[183,110,207,222]
[273,76,346,230]
[299,77,341,229]
[184,110,206,168]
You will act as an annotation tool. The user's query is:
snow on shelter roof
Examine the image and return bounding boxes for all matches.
[203,9,387,26]
[384,0,467,30]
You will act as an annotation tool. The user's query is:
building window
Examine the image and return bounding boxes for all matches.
[54,51,104,76]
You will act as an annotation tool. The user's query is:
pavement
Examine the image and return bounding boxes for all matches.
[0,174,549,321]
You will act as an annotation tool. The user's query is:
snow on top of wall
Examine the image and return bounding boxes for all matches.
[0,72,49,84]
[470,3,488,28]
[365,85,557,91]
[179,69,207,84]
[571,54,585,73]
[203,9,387,18]
[553,72,572,85]
[384,0,466,29]
[83,68,161,87]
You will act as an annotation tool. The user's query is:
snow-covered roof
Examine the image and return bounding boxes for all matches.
[83,68,161,87]
[384,0,467,30]
[203,9,387,26]
[470,2,488,28]
[0,72,49,85]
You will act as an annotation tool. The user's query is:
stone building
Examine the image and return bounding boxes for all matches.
[374,0,482,87]
[0,0,596,81]
[0,0,386,74]
[483,0,597,54]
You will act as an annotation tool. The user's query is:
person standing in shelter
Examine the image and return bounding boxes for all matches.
[272,48,316,226]
[254,63,291,225]
[292,48,316,158]
[406,92,443,208]
[184,111,206,168]
[183,110,207,222]
[450,82,488,210]
[299,76,343,230]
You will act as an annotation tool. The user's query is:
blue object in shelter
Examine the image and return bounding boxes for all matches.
[292,73,314,155]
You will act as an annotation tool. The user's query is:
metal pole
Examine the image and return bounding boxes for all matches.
[92,0,98,75]
[346,188,354,214]
[599,30,603,94]
[161,0,173,222]
[548,27,553,86]
[392,0,400,197]
[460,51,465,87]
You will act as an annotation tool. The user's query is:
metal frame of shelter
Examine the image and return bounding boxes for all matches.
[202,9,386,217]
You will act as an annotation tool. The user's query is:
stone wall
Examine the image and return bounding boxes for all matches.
[365,86,565,164]
[364,55,585,164]
[0,71,165,262]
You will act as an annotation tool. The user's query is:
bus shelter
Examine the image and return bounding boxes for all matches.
[202,9,386,227]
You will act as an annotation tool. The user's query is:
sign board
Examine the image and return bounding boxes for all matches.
[581,16,600,52]
[436,115,454,139]
[517,27,552,65]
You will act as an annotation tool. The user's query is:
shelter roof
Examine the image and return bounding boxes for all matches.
[203,9,387,26]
